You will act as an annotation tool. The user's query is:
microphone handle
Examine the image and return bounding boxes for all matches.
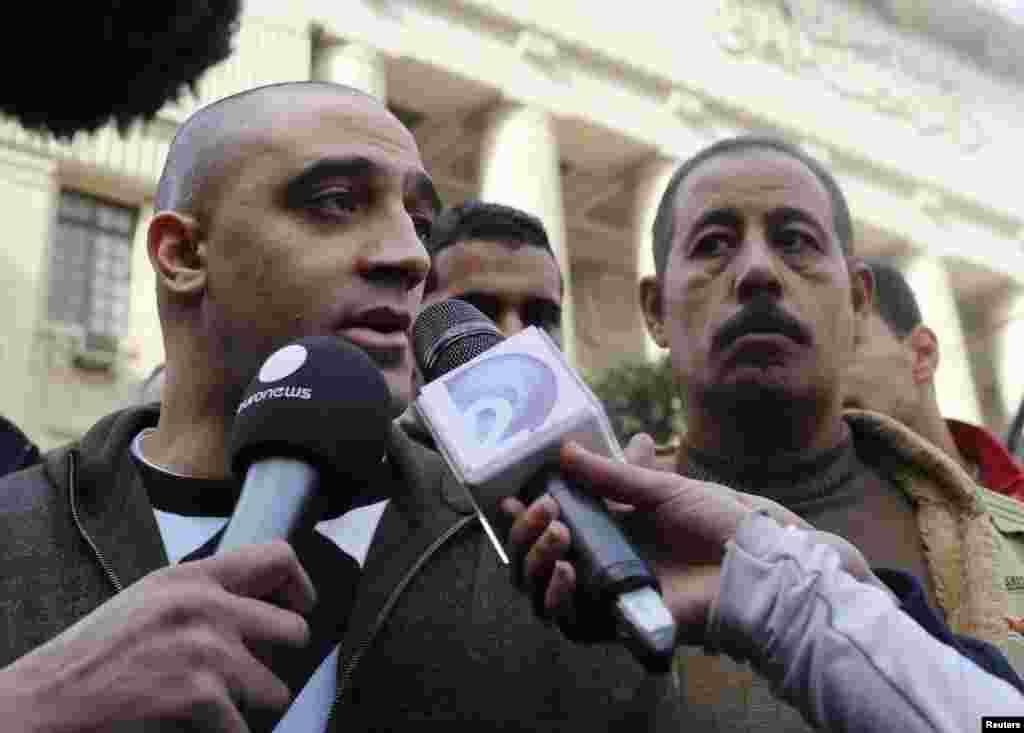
[218,458,323,552]
[536,468,657,597]
[523,466,676,672]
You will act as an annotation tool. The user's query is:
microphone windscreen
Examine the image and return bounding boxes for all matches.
[413,299,504,382]
[230,336,392,491]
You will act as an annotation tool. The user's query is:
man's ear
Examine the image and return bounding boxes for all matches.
[147,211,207,297]
[907,324,939,384]
[639,275,669,348]
[849,259,874,348]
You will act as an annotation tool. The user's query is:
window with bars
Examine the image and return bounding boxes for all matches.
[46,191,137,356]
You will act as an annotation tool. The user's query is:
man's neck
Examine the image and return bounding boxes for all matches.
[143,375,235,480]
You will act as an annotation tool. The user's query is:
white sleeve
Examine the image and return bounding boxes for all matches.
[703,512,1024,733]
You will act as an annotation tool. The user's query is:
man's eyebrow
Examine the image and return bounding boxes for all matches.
[284,156,377,200]
[688,208,742,236]
[405,171,441,214]
[766,206,827,234]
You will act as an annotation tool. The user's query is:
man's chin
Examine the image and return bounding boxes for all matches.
[702,369,810,411]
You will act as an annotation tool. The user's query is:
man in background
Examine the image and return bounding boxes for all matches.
[399,199,565,445]
[844,257,1024,649]
[421,199,563,343]
[844,257,1024,500]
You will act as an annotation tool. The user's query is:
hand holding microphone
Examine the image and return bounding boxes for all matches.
[0,337,391,733]
[506,437,888,645]
[411,299,677,672]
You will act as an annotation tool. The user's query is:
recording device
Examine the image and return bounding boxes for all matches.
[219,336,392,552]
[412,299,677,672]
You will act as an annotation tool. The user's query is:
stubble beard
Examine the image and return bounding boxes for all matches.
[696,374,828,459]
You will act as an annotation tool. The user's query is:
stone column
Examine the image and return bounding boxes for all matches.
[312,40,387,102]
[478,102,575,364]
[994,290,1024,425]
[633,158,677,363]
[901,254,983,425]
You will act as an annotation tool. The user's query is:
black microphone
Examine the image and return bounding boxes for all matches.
[219,336,392,552]
[412,299,677,673]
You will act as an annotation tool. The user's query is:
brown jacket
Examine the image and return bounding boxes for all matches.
[656,409,1008,646]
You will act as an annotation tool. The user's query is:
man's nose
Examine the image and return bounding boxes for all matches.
[733,235,783,303]
[496,308,526,336]
[357,215,431,292]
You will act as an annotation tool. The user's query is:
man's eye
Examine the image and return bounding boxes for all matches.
[309,190,358,217]
[691,233,733,258]
[777,229,817,254]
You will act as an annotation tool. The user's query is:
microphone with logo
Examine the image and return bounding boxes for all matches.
[218,336,392,552]
[411,299,677,673]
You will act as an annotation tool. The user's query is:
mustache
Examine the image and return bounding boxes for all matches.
[712,299,811,354]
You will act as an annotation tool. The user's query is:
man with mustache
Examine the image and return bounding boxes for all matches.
[510,135,1012,730]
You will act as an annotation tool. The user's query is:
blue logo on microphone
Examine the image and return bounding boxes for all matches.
[445,354,557,448]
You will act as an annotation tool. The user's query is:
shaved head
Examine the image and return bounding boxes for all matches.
[147,77,435,424]
[154,81,378,217]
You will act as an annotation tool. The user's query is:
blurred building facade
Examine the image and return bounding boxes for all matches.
[2,0,1024,450]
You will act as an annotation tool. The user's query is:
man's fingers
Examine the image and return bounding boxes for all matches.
[602,433,659,513]
[507,494,560,552]
[197,541,317,615]
[185,676,253,733]
[213,636,293,713]
[220,595,311,650]
[623,432,657,469]
[501,497,527,518]
[544,561,577,616]
[733,492,809,529]
[560,441,680,509]
[522,521,571,602]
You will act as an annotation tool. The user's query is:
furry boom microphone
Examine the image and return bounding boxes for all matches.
[1,1,241,138]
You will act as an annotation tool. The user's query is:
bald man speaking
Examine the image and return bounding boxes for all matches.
[0,82,683,733]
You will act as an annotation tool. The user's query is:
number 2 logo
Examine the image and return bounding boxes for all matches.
[463,395,516,448]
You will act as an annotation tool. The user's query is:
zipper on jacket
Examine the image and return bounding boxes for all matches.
[325,513,477,730]
[68,450,124,594]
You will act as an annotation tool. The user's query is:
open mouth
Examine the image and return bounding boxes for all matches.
[339,308,413,356]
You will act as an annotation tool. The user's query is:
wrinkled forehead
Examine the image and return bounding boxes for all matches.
[676,149,835,231]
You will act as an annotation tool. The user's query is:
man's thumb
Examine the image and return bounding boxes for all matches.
[623,432,658,470]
